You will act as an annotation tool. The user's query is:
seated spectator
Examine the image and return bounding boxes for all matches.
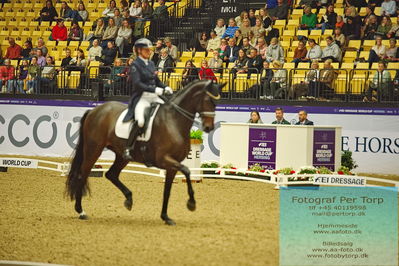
[88,39,103,62]
[129,0,142,20]
[75,3,88,22]
[305,60,321,98]
[0,59,15,93]
[69,49,88,68]
[232,49,248,75]
[322,36,341,62]
[291,60,319,98]
[248,9,257,26]
[223,38,240,66]
[199,60,217,81]
[58,1,74,21]
[219,39,228,57]
[248,111,263,124]
[271,107,290,124]
[120,0,130,12]
[298,0,317,8]
[121,9,133,24]
[369,36,387,63]
[364,61,392,102]
[266,37,284,63]
[61,48,73,69]
[343,6,361,23]
[208,50,223,74]
[361,6,375,27]
[101,18,118,49]
[259,61,274,99]
[152,39,164,64]
[36,49,46,67]
[346,0,368,7]
[141,0,153,19]
[39,57,57,93]
[198,32,209,52]
[182,60,199,86]
[14,60,29,94]
[258,8,273,29]
[50,20,68,41]
[332,27,345,48]
[222,18,239,39]
[115,19,132,57]
[90,18,105,42]
[207,31,221,52]
[153,0,169,20]
[248,31,257,47]
[386,38,399,61]
[39,0,58,22]
[235,11,249,27]
[251,17,265,39]
[156,48,174,73]
[21,41,33,60]
[300,6,317,30]
[214,18,226,38]
[255,37,268,60]
[240,19,252,38]
[241,37,254,56]
[381,0,397,16]
[32,38,48,57]
[234,30,243,47]
[102,0,118,17]
[68,21,84,42]
[376,16,392,39]
[27,56,40,94]
[100,41,117,66]
[368,0,384,8]
[269,0,288,21]
[246,48,264,75]
[316,4,337,33]
[105,58,124,95]
[303,39,322,61]
[292,40,308,64]
[308,59,336,98]
[362,15,379,40]
[164,37,178,61]
[335,15,344,29]
[387,16,399,39]
[5,38,22,60]
[114,9,124,27]
[270,60,287,99]
[295,110,314,125]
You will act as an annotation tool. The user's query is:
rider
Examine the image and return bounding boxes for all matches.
[122,38,173,160]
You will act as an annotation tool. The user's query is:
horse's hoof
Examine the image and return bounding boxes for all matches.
[78,211,88,220]
[124,198,133,211]
[187,199,196,211]
[164,219,176,226]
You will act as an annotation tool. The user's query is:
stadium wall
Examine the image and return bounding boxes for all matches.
[0,99,398,174]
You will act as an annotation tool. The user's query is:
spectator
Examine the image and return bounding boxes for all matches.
[235,11,249,27]
[298,0,317,8]
[101,18,118,49]
[21,41,33,60]
[248,111,263,124]
[164,37,178,61]
[342,16,361,44]
[223,38,240,65]
[376,16,393,39]
[381,0,397,16]
[129,0,142,19]
[39,56,56,93]
[36,49,46,67]
[50,20,68,41]
[234,30,244,47]
[5,38,22,60]
[141,0,153,19]
[240,19,252,38]
[121,57,134,88]
[156,48,174,73]
[362,15,378,40]
[266,37,284,63]
[121,9,133,24]
[102,0,118,17]
[69,48,87,67]
[295,110,314,125]
[222,18,239,39]
[305,39,322,61]
[61,48,73,68]
[259,8,273,29]
[300,6,317,30]
[105,58,125,95]
[343,6,361,24]
[259,61,274,99]
[322,36,341,62]
[290,60,320,99]
[269,0,289,20]
[346,0,368,7]
[182,60,199,86]
[309,59,336,98]
[198,32,209,52]
[39,0,58,22]
[0,59,15,93]
[100,41,117,66]
[91,18,105,42]
[68,21,84,42]
[368,0,384,8]
[199,59,217,81]
[271,107,290,124]
[332,27,345,48]
[75,3,89,22]
[58,1,74,21]
[386,38,398,61]
[152,0,169,20]
[316,4,337,33]
[207,31,221,52]
[208,50,223,74]
[362,5,375,26]
[33,39,48,57]
[248,9,257,26]
[214,18,226,38]
[251,17,265,38]
[246,48,264,75]
[241,37,254,56]
[232,49,248,75]
[219,39,228,58]
[369,36,387,63]
[248,31,257,47]
[335,15,344,29]
[88,39,103,62]
[115,19,132,57]
[270,60,287,99]
[266,0,278,9]
[120,0,130,12]
[152,39,164,64]
[14,60,29,94]
[292,40,308,64]
[114,9,124,27]
[255,37,268,60]
[387,16,399,39]
[364,61,392,101]
[27,57,40,94]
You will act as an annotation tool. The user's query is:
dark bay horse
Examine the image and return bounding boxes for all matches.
[66,80,224,225]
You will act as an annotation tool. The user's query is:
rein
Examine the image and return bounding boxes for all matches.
[170,102,216,122]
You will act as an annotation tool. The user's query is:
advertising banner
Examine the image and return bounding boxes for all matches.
[313,128,336,170]
[248,127,277,169]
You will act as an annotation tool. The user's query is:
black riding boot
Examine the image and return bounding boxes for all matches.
[122,121,141,161]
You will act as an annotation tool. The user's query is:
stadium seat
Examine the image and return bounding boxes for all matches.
[194,51,206,58]
[281,30,295,42]
[362,40,374,51]
[371,62,379,69]
[175,62,186,74]
[347,40,361,51]
[343,51,357,63]
[286,20,299,32]
[68,71,81,89]
[358,51,369,61]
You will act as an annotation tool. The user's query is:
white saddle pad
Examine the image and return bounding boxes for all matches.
[115,105,160,142]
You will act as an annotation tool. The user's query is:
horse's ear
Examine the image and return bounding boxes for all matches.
[218,82,227,90]
[205,81,222,100]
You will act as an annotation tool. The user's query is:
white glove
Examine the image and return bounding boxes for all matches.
[164,86,173,95]
[155,87,164,96]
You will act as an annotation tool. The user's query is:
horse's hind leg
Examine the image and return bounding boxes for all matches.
[105,155,132,210]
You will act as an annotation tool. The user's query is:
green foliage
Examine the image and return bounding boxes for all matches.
[200,161,220,168]
[338,166,352,175]
[277,167,295,175]
[317,167,333,174]
[249,163,264,172]
[298,166,318,174]
[341,150,358,171]
[190,129,203,140]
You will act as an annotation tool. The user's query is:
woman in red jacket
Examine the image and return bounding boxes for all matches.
[50,19,68,41]
[198,59,217,81]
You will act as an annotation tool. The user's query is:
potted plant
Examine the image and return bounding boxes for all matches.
[182,130,204,181]
[201,161,220,176]
[190,129,203,145]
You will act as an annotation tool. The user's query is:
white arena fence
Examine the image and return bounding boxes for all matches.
[0,157,398,190]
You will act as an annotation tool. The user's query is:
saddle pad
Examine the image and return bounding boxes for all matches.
[115,105,160,142]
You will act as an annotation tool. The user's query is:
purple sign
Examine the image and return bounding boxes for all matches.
[313,129,336,170]
[248,127,277,170]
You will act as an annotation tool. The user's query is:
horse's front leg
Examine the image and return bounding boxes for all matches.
[161,169,177,225]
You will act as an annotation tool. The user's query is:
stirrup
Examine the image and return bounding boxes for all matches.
[122,148,134,161]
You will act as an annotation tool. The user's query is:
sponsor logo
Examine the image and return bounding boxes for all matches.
[313,175,366,186]
[0,158,38,168]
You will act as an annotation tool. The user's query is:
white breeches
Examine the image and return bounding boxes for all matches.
[134,92,164,127]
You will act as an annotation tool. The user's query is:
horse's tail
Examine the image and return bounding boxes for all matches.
[66,110,90,200]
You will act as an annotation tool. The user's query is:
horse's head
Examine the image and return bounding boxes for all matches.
[197,81,226,133]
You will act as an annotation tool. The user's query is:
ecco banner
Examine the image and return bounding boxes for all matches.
[313,175,366,186]
[0,158,38,168]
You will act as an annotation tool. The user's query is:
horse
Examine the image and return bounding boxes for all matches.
[66,80,225,225]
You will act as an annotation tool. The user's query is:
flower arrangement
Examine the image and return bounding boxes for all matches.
[337,166,354,175]
[273,167,295,175]
[246,163,269,179]
[200,161,220,169]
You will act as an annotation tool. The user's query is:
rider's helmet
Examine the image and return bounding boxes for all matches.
[134,38,153,49]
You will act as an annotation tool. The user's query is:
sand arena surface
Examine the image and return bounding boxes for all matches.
[0,165,279,266]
